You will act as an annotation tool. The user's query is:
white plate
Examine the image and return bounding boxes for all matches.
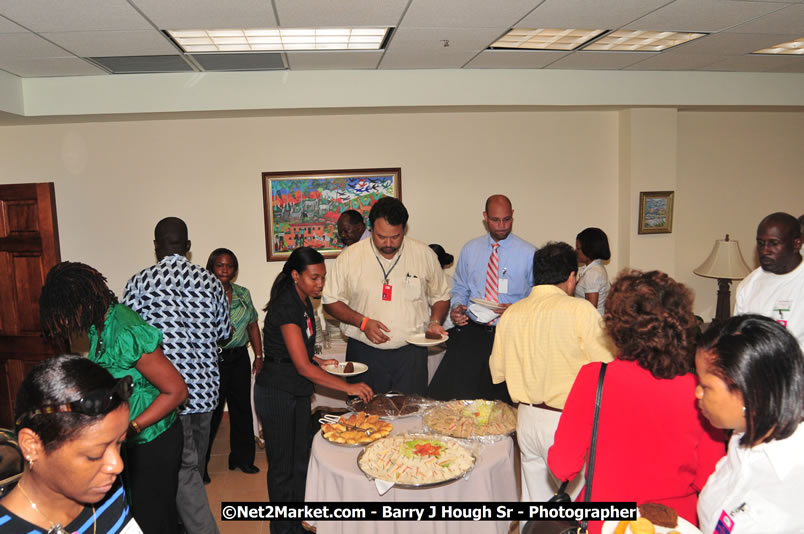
[602,515,701,534]
[406,333,448,346]
[469,297,506,312]
[323,361,368,376]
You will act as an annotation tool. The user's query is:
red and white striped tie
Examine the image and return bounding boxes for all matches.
[484,243,500,304]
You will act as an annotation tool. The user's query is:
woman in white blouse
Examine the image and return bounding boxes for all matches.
[574,227,610,314]
[695,314,804,534]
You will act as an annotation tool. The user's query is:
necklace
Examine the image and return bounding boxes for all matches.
[17,481,95,534]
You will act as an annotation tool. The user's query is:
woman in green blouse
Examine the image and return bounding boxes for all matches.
[204,248,264,477]
[39,261,188,534]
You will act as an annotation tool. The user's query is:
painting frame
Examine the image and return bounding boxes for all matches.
[638,190,674,235]
[262,168,402,261]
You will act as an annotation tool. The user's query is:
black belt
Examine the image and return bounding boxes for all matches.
[467,320,496,332]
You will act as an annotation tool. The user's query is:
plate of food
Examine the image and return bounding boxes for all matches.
[348,393,428,419]
[357,433,476,488]
[320,412,393,447]
[406,332,448,347]
[322,361,368,376]
[602,503,701,534]
[469,297,506,312]
[423,399,517,440]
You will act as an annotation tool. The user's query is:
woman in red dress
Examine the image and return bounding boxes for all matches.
[548,270,726,533]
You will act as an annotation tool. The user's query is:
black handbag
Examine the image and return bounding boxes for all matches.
[522,363,608,534]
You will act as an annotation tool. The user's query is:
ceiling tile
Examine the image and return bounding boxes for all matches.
[464,49,568,68]
[0,0,151,32]
[384,27,504,52]
[766,58,804,72]
[379,49,480,69]
[624,0,788,33]
[546,50,650,70]
[130,0,278,30]
[42,30,178,57]
[725,4,804,34]
[0,56,106,77]
[274,0,409,27]
[191,53,285,71]
[0,33,72,60]
[671,31,803,55]
[0,15,26,33]
[699,54,803,72]
[90,55,192,73]
[400,0,537,29]
[624,51,723,70]
[517,0,672,30]
[286,51,382,70]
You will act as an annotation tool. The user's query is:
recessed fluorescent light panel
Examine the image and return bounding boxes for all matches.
[490,28,606,51]
[752,37,804,55]
[582,30,705,52]
[168,28,390,52]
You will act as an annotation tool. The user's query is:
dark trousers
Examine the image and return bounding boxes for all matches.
[253,384,310,534]
[206,346,256,471]
[346,338,428,395]
[428,321,512,403]
[124,418,183,534]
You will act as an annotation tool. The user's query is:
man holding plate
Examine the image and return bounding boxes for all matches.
[428,194,536,402]
[323,197,451,395]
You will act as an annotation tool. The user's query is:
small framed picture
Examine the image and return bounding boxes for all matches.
[638,191,674,234]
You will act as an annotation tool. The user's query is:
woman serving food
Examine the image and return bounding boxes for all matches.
[253,246,372,534]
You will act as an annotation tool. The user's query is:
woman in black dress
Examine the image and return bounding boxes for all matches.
[254,247,372,534]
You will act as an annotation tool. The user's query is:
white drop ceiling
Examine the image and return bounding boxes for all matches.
[1,0,804,78]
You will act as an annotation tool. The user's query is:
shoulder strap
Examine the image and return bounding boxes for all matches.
[584,362,607,503]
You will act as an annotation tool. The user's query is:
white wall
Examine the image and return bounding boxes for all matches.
[1,108,801,322]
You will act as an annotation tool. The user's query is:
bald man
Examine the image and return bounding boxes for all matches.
[123,216,230,534]
[735,212,804,350]
[428,195,536,401]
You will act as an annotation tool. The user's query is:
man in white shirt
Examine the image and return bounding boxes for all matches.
[735,212,803,350]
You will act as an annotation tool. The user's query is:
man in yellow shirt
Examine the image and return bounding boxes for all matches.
[490,242,613,503]
[323,197,451,394]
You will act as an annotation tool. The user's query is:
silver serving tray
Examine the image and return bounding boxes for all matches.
[356,433,477,489]
[421,400,517,440]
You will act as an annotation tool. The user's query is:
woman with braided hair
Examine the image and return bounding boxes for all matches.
[39,261,187,534]
[254,247,372,534]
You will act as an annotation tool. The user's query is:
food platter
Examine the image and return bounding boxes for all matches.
[320,412,392,447]
[406,333,448,347]
[422,400,517,440]
[348,393,429,419]
[469,297,506,312]
[322,361,368,377]
[357,433,476,488]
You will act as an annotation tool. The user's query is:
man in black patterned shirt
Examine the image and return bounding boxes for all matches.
[123,216,230,534]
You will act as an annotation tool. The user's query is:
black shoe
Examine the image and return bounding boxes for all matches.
[229,461,260,474]
[203,472,211,484]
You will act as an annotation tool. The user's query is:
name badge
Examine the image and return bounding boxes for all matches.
[382,283,393,301]
[498,278,509,294]
[714,510,735,534]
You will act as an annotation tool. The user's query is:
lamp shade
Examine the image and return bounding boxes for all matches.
[694,235,752,280]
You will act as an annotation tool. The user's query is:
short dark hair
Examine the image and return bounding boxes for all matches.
[576,227,611,261]
[15,355,127,452]
[759,212,801,241]
[206,247,239,276]
[605,270,696,379]
[698,314,804,446]
[532,242,577,286]
[154,216,188,243]
[339,210,364,226]
[368,197,408,228]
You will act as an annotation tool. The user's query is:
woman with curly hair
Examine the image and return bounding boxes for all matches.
[548,270,726,533]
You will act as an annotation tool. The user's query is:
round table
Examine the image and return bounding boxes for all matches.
[305,415,518,534]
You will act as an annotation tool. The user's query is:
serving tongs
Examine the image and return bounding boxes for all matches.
[319,413,376,436]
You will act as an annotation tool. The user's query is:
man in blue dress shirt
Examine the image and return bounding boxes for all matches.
[428,194,536,401]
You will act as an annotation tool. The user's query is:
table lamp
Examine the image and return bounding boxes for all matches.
[693,234,752,322]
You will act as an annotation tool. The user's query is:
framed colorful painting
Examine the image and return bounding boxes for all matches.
[262,168,402,261]
[638,191,674,234]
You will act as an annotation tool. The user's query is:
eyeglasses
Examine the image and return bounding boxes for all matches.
[18,375,133,424]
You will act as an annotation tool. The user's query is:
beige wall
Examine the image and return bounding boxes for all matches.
[1,108,801,322]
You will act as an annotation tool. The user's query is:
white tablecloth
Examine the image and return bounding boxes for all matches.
[305,416,518,534]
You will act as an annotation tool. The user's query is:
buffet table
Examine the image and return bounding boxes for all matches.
[305,415,518,534]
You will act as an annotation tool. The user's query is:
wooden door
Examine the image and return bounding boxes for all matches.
[0,183,61,428]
